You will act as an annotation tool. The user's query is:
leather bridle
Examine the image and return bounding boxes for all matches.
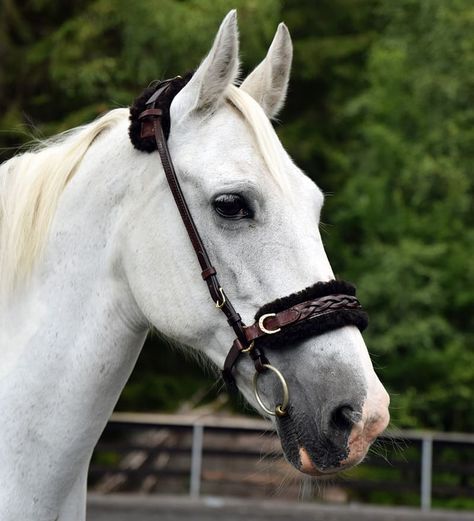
[131,76,368,417]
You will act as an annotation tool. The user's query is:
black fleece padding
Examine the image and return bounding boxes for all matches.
[255,280,356,318]
[129,72,193,152]
[254,280,368,351]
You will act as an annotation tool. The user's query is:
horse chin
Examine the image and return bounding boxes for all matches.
[298,446,367,477]
[276,404,389,477]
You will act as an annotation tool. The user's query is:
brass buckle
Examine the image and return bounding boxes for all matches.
[258,313,281,335]
[241,340,254,353]
[215,287,226,309]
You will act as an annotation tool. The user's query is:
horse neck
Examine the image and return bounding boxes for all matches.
[0,120,149,519]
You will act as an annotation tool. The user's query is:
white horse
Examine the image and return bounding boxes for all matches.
[0,11,389,520]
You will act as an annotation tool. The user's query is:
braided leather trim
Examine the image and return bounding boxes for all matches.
[244,294,362,342]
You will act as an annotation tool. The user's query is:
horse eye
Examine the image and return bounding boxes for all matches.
[213,194,253,220]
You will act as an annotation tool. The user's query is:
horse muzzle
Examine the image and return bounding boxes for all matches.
[278,385,390,476]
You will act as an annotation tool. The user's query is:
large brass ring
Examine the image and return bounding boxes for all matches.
[253,364,289,417]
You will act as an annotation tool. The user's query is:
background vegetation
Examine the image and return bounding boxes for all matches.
[1,0,473,432]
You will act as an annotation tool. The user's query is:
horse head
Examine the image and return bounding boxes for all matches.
[123,11,390,475]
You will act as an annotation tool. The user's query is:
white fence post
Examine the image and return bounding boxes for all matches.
[420,434,433,511]
[190,423,204,498]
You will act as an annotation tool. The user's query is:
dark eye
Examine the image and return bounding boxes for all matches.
[213,193,253,220]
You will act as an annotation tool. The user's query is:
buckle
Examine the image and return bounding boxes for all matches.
[258,313,281,335]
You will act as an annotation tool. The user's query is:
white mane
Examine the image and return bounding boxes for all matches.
[0,108,129,297]
[0,87,286,297]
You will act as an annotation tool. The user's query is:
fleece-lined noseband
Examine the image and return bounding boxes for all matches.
[129,76,368,417]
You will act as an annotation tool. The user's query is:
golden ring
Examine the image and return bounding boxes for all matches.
[253,364,289,417]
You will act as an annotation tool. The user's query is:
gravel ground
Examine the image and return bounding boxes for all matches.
[87,494,474,521]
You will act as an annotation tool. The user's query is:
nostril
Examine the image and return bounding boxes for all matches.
[330,405,359,431]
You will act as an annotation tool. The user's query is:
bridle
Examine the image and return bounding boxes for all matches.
[130,76,368,418]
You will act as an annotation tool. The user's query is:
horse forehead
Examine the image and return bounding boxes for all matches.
[173,136,264,175]
[170,106,323,206]
[171,108,267,168]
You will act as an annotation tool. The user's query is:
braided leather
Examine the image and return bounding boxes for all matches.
[222,293,367,387]
[245,294,362,342]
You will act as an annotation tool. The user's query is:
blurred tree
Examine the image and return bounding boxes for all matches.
[280,0,383,190]
[0,0,281,157]
[324,0,474,430]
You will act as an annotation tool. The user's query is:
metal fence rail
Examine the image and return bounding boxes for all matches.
[89,413,474,510]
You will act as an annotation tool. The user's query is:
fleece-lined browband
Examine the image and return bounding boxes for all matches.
[129,72,193,151]
[129,77,368,417]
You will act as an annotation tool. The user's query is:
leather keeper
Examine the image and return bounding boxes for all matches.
[139,109,164,139]
[227,312,243,326]
[140,120,155,139]
[201,266,217,280]
[250,347,268,373]
[138,108,163,119]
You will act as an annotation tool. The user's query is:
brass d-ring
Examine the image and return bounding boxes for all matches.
[241,340,254,353]
[215,287,226,309]
[253,364,289,417]
[258,313,281,335]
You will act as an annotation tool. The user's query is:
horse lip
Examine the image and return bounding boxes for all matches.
[298,446,353,476]
[276,409,351,475]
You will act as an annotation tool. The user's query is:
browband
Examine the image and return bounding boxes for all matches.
[129,73,193,151]
[129,77,368,415]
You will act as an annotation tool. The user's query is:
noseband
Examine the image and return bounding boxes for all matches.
[129,76,368,417]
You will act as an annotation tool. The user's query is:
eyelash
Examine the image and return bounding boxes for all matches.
[213,193,254,220]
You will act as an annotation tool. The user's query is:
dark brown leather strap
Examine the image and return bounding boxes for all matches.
[244,294,362,343]
[138,94,251,350]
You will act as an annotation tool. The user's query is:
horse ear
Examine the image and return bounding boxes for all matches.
[171,10,239,118]
[240,23,292,119]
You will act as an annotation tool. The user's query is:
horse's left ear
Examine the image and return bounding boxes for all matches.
[240,23,292,119]
[171,10,239,121]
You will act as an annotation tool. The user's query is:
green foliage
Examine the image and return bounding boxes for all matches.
[0,0,280,153]
[278,0,382,184]
[323,0,474,431]
[119,372,205,412]
[1,1,473,434]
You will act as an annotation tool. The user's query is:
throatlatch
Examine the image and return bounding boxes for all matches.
[129,77,368,417]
